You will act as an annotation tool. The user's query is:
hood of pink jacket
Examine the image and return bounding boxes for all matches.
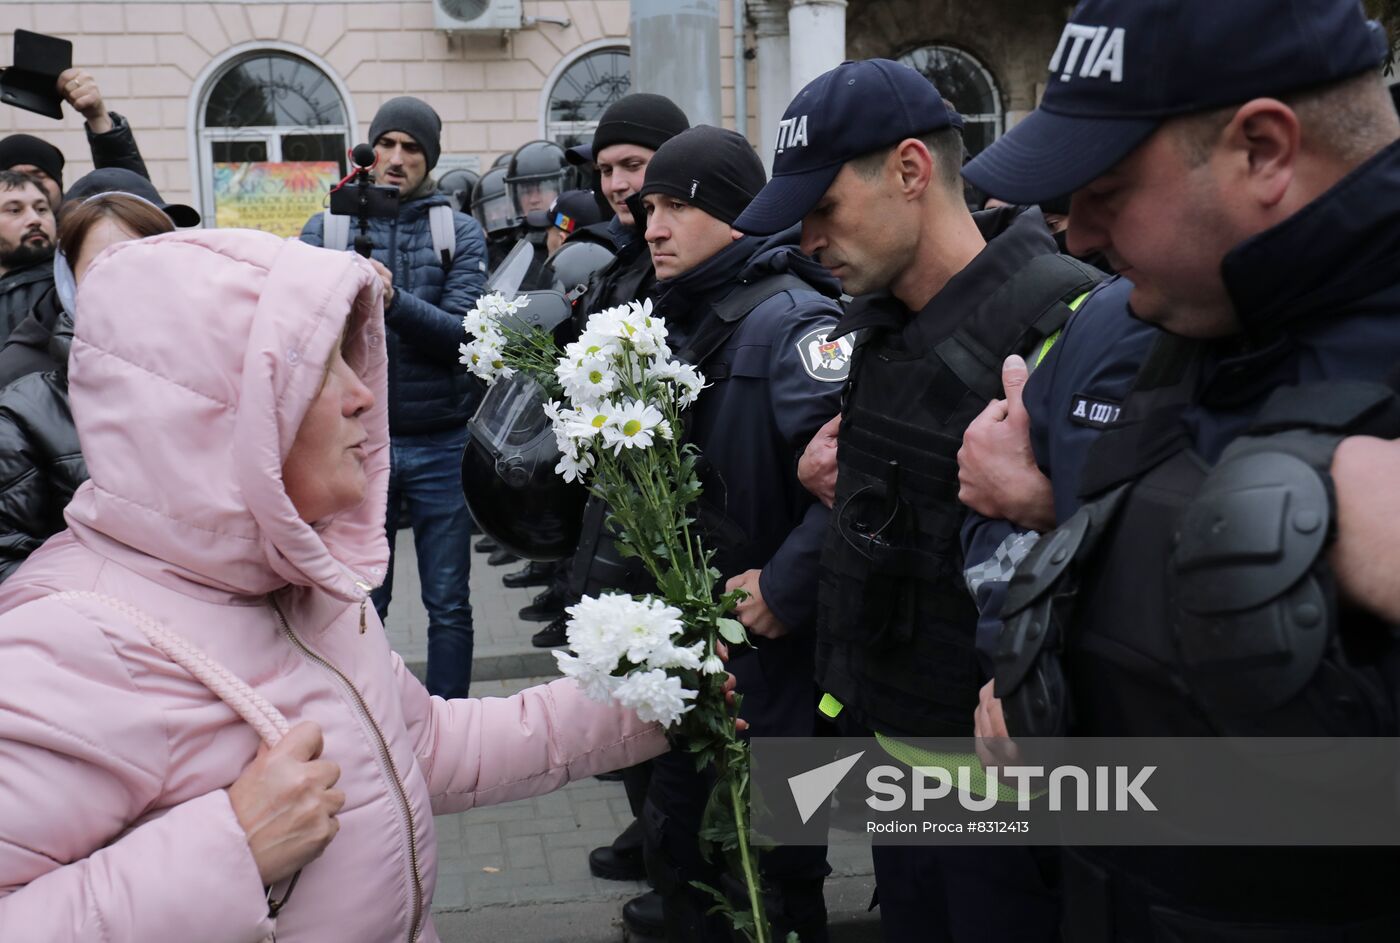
[65,229,391,602]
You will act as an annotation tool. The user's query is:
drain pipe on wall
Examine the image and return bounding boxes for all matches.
[734,0,748,141]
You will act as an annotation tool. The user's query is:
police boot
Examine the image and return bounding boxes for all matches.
[487,547,520,567]
[531,613,568,647]
[520,586,566,622]
[622,891,665,941]
[473,536,497,553]
[589,819,647,881]
[503,560,556,588]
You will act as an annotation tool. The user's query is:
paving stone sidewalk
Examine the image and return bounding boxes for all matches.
[380,532,878,940]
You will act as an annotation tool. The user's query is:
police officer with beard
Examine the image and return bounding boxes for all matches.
[736,60,1105,942]
[961,0,1400,938]
[629,124,844,942]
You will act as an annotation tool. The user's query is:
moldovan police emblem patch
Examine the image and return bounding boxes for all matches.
[797,329,854,383]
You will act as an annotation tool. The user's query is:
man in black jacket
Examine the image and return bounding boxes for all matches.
[632,124,844,943]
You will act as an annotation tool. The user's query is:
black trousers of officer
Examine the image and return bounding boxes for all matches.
[642,637,831,942]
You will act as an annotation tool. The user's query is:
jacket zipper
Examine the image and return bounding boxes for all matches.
[270,597,425,941]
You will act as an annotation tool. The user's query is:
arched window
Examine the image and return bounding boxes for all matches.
[897,45,1003,157]
[544,46,631,149]
[196,51,351,236]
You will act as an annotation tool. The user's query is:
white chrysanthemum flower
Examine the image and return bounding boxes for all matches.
[649,358,705,407]
[555,446,595,483]
[614,668,697,726]
[459,338,510,382]
[567,402,614,441]
[700,650,726,675]
[603,400,665,454]
[562,593,634,668]
[557,355,618,404]
[614,596,686,665]
[645,639,705,671]
[554,651,619,703]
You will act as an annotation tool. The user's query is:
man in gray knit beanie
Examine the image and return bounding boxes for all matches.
[368,96,443,197]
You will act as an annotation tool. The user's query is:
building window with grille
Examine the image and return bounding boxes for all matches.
[897,45,1003,157]
[196,51,351,236]
[544,46,631,150]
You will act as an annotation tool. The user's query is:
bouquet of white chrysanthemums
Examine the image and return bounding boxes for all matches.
[462,292,778,942]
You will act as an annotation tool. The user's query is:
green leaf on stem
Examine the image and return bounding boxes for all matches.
[717,617,748,646]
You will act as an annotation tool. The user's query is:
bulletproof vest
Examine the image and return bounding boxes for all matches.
[994,333,1400,740]
[816,252,1103,738]
[569,271,816,600]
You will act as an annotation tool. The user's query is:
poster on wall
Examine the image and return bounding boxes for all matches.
[212,162,339,237]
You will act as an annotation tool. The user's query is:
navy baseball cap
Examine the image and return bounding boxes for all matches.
[964,0,1388,205]
[734,59,964,235]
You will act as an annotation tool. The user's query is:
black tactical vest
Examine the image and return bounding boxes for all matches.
[816,252,1103,737]
[995,334,1400,740]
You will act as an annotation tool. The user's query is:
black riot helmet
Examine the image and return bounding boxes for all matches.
[470,167,515,236]
[437,168,480,213]
[541,240,615,298]
[505,140,573,217]
[491,151,512,169]
[462,291,585,560]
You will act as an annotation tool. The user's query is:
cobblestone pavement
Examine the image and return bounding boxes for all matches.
[381,532,878,940]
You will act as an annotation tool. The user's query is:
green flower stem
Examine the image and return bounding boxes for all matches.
[728,771,768,943]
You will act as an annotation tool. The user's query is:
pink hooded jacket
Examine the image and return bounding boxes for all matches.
[0,229,666,942]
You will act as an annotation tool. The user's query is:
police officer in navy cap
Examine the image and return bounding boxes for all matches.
[958,0,1400,938]
[735,59,1106,942]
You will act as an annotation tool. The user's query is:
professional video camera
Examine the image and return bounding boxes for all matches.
[328,143,400,258]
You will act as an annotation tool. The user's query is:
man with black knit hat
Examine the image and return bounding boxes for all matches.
[300,96,489,701]
[606,124,844,942]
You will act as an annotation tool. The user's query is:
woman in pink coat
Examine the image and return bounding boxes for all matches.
[0,228,668,941]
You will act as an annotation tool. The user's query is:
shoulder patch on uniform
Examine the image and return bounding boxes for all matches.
[1068,392,1122,428]
[797,329,854,383]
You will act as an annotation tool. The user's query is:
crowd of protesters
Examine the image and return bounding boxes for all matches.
[3,0,1400,940]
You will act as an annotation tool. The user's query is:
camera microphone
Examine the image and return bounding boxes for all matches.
[351,143,377,169]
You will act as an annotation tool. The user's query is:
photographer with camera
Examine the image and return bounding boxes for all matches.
[299,96,488,700]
